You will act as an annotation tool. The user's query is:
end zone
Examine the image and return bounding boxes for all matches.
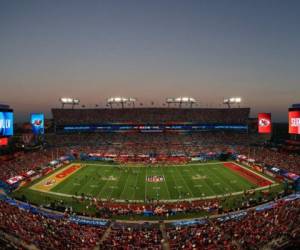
[223,162,274,187]
[30,164,82,192]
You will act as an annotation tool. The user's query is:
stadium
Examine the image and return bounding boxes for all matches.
[0,98,299,250]
[1,1,300,249]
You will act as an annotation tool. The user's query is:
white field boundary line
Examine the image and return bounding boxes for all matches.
[231,162,275,184]
[31,182,279,203]
[30,163,83,192]
[29,161,278,203]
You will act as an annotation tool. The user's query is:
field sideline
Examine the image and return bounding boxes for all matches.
[26,161,278,203]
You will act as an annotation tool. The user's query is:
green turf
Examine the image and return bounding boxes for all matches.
[45,162,259,201]
[11,161,284,220]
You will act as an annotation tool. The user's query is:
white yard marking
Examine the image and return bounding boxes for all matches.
[194,184,203,188]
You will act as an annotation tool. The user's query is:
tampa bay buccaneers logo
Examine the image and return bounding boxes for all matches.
[33,120,42,126]
[259,118,270,127]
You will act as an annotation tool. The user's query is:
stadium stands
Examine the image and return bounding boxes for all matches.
[52,108,250,125]
[0,194,299,249]
[0,107,299,249]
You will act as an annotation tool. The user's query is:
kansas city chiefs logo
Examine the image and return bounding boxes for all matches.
[259,118,270,127]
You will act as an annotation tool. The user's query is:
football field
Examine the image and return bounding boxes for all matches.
[28,161,276,202]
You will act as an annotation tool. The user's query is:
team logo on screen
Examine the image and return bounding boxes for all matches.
[33,119,43,126]
[259,118,270,127]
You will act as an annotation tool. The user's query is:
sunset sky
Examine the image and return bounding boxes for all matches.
[0,0,299,122]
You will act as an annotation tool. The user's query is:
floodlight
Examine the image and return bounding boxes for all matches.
[60,97,80,108]
[223,97,242,108]
[107,96,136,108]
[166,96,196,108]
[235,97,242,103]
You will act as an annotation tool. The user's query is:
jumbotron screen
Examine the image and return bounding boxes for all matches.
[31,113,44,135]
[0,110,13,137]
[289,110,300,134]
[258,113,271,134]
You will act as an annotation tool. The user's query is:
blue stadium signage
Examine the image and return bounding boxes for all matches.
[62,123,248,133]
[0,111,13,136]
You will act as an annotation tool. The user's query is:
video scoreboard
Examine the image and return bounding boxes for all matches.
[0,109,13,137]
[289,108,300,135]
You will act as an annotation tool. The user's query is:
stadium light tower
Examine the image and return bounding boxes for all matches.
[166,96,196,108]
[60,97,80,109]
[223,97,242,108]
[107,97,136,109]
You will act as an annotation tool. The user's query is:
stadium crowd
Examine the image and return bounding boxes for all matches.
[101,223,163,250]
[0,195,299,249]
[91,199,220,218]
[0,106,299,248]
[237,145,300,175]
[0,133,300,185]
[0,201,106,250]
[0,148,69,181]
[166,198,300,250]
[52,108,250,125]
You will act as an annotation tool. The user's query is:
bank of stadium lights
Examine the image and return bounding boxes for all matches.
[166,97,196,108]
[107,97,136,109]
[60,97,80,109]
[223,97,242,108]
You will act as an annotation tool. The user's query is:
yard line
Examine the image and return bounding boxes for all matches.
[74,168,102,196]
[168,167,181,198]
[96,168,116,199]
[206,168,231,194]
[215,167,242,193]
[130,166,141,200]
[159,166,172,200]
[190,165,216,196]
[119,168,131,199]
[144,167,148,201]
[176,166,196,197]
[106,167,124,200]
